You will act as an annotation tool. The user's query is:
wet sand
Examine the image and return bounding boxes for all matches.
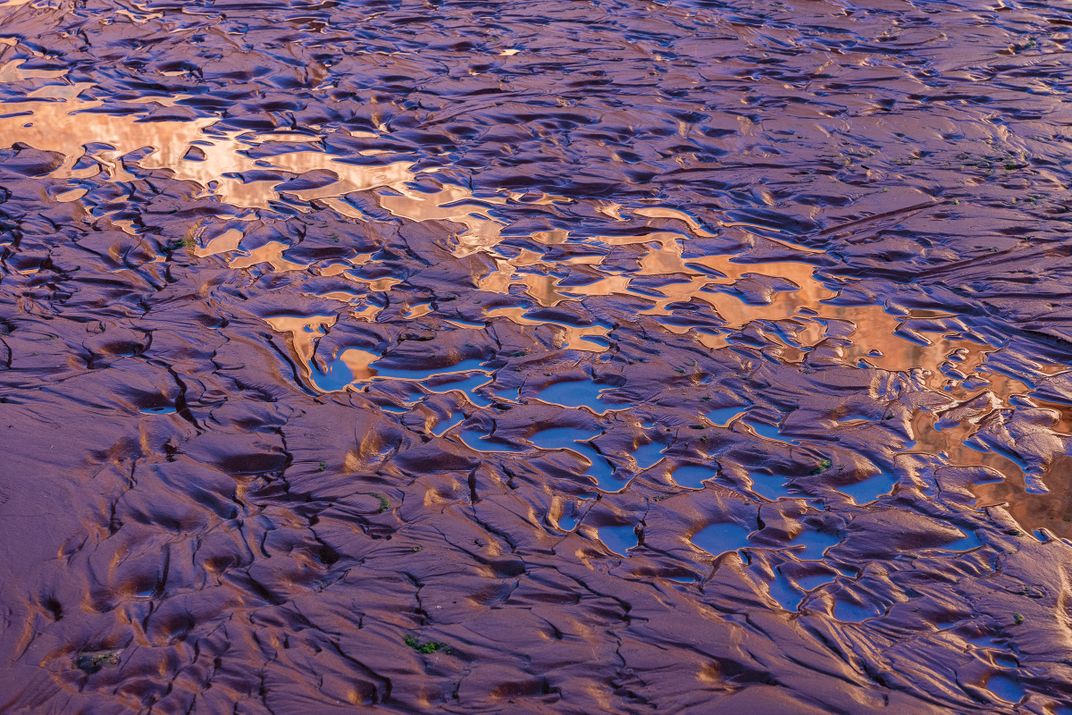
[1,0,1072,711]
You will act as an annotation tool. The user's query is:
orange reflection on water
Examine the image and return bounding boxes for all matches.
[0,60,66,83]
[0,86,415,210]
[5,85,1070,539]
[265,315,336,367]
[193,229,243,258]
[228,242,308,273]
[479,207,1071,534]
[0,85,537,260]
[484,306,609,353]
[264,315,378,392]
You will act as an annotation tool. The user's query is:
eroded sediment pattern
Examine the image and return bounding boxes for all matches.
[2,0,1072,712]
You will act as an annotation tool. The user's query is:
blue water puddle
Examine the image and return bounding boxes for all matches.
[750,473,793,500]
[432,410,465,436]
[459,428,524,453]
[832,563,858,579]
[381,404,408,414]
[691,521,752,557]
[536,380,618,415]
[673,465,717,489]
[556,501,589,531]
[599,524,638,556]
[986,673,1025,703]
[965,437,1031,473]
[580,335,612,349]
[796,571,837,591]
[768,571,804,611]
[371,357,485,380]
[530,426,598,447]
[139,405,176,415]
[424,372,492,406]
[530,427,617,491]
[309,353,363,392]
[963,631,1006,647]
[705,405,747,426]
[667,574,698,584]
[558,512,580,531]
[993,653,1018,668]
[746,419,797,445]
[942,528,982,552]
[834,599,881,623]
[838,471,897,505]
[572,443,616,489]
[791,529,841,560]
[306,354,495,404]
[632,441,665,469]
[494,385,521,401]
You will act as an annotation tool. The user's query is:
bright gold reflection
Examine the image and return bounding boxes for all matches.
[4,87,1067,531]
[0,86,531,256]
[498,209,1063,521]
[0,60,66,82]
[264,315,378,391]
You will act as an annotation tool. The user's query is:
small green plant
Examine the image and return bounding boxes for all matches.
[373,493,389,513]
[811,457,833,474]
[318,461,327,472]
[1013,613,1025,626]
[404,635,449,654]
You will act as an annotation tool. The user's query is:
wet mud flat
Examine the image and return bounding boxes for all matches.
[1,0,1072,711]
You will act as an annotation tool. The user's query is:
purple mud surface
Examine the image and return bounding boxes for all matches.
[2,0,1072,712]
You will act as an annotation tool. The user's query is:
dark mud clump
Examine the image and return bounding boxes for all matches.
[2,0,1072,712]
[73,650,122,675]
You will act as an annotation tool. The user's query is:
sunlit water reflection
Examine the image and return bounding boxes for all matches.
[1,77,1068,537]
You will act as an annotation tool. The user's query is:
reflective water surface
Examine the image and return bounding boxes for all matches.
[2,0,1072,711]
